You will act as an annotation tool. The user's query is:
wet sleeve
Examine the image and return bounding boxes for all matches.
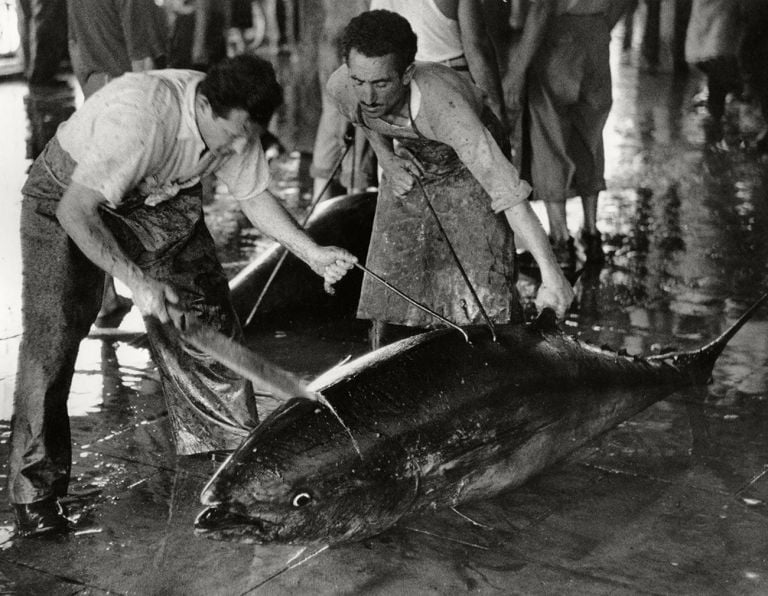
[419,77,531,213]
[215,141,272,202]
[70,105,159,208]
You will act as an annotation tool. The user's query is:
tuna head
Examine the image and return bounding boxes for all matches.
[195,398,419,545]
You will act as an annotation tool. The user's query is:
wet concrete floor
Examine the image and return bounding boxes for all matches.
[0,34,767,596]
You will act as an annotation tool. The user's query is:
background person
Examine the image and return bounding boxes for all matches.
[505,0,631,270]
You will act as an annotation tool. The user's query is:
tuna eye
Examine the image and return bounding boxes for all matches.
[291,492,312,508]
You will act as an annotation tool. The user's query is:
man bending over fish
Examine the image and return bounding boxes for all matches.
[9,55,357,537]
[327,10,574,348]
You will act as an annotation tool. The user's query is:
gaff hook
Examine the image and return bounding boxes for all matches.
[355,263,470,343]
[245,132,355,327]
[414,177,498,342]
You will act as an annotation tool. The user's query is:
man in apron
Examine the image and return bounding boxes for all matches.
[327,10,573,348]
[10,54,357,537]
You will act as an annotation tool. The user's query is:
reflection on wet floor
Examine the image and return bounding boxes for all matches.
[0,33,767,595]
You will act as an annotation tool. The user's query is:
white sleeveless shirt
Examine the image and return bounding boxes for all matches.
[369,0,463,63]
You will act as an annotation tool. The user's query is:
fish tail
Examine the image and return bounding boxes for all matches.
[658,291,768,380]
[700,291,768,358]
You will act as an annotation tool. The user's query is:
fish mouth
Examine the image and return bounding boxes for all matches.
[194,506,281,544]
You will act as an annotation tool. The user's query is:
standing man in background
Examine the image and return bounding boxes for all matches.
[504,0,631,270]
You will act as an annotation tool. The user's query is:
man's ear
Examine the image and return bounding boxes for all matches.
[196,92,214,117]
[402,62,415,85]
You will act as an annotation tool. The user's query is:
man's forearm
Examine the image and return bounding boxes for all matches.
[238,190,318,264]
[503,200,562,280]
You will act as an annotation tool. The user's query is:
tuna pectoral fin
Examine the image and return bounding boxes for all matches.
[177,316,319,402]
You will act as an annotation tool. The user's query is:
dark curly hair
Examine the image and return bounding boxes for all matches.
[198,55,284,126]
[340,10,417,75]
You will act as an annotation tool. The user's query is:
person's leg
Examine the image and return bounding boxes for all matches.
[672,0,692,75]
[9,197,103,533]
[542,201,569,244]
[261,0,280,52]
[569,18,612,265]
[579,192,605,264]
[737,1,768,149]
[622,1,637,52]
[527,82,572,237]
[168,11,195,68]
[26,0,68,85]
[568,100,609,263]
[641,0,661,70]
[527,68,577,268]
[580,192,599,236]
[311,41,349,200]
[526,15,587,265]
[706,72,728,123]
[16,0,32,77]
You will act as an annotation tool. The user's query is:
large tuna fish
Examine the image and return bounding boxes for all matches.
[194,294,767,545]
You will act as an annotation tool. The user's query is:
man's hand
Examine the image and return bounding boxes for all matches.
[129,276,182,327]
[382,147,424,197]
[535,269,575,321]
[305,245,358,292]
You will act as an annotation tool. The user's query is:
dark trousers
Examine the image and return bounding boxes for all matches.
[9,139,256,505]
[739,0,768,120]
[16,0,68,84]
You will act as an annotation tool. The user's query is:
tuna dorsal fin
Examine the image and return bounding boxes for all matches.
[532,308,559,333]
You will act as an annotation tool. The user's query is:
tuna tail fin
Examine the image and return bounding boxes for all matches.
[651,291,768,378]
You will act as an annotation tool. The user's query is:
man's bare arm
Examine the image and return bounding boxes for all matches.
[56,182,180,323]
[416,79,574,318]
[238,189,356,285]
[502,202,575,319]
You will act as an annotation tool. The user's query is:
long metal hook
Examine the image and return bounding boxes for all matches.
[414,177,498,342]
[244,135,355,327]
[355,263,470,343]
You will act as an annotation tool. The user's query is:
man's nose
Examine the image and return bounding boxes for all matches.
[361,85,375,104]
